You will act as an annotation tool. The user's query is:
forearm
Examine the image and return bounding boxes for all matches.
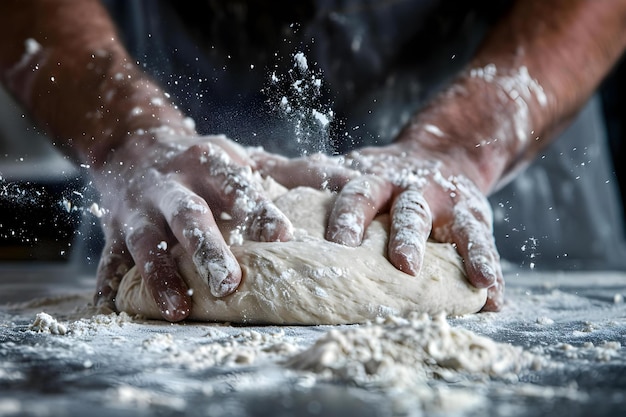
[397,0,626,193]
[0,0,193,168]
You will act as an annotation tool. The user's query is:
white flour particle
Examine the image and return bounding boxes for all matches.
[294,52,308,72]
[25,38,42,55]
[89,202,105,218]
[311,109,330,127]
[29,312,67,335]
[182,117,196,131]
[423,124,444,137]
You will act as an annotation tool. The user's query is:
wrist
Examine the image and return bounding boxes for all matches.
[395,63,551,194]
[23,44,194,168]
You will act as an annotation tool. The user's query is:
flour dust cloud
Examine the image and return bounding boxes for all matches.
[267,51,334,156]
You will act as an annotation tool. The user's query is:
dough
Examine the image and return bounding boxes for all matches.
[115,183,487,324]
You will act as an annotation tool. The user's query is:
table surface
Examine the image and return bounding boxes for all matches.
[1,262,625,417]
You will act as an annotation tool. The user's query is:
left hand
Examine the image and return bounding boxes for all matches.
[251,142,504,312]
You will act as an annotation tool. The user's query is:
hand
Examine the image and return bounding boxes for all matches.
[251,142,504,312]
[93,133,294,321]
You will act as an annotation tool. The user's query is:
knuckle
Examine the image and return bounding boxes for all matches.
[124,217,156,252]
[180,142,232,170]
[183,143,211,160]
[390,226,422,247]
[342,178,379,207]
[393,191,432,224]
[172,195,209,219]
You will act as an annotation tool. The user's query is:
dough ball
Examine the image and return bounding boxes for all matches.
[115,184,487,324]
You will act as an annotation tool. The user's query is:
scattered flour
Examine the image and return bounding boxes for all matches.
[88,202,106,218]
[285,313,541,389]
[67,311,134,336]
[154,328,296,371]
[537,340,623,362]
[24,306,541,391]
[268,51,333,155]
[28,309,134,337]
[536,316,555,325]
[5,271,626,416]
[29,312,67,335]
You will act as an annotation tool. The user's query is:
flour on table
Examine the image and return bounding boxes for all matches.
[154,328,296,371]
[286,312,541,388]
[128,311,540,415]
[26,309,133,337]
[29,312,67,335]
[115,178,487,324]
[534,340,623,362]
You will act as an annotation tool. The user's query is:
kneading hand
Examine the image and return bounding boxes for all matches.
[251,142,504,312]
[94,134,294,321]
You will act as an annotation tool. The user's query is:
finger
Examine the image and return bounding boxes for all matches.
[155,182,242,297]
[433,201,500,289]
[326,175,392,246]
[161,135,253,166]
[179,144,294,242]
[250,151,359,191]
[221,176,294,243]
[457,205,500,289]
[204,135,256,166]
[388,188,432,276]
[482,272,505,312]
[125,215,191,322]
[94,234,133,311]
[246,199,294,242]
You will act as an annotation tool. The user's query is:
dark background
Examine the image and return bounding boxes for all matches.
[601,55,626,229]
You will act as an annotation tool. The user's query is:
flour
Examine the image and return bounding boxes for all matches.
[154,328,295,371]
[27,310,134,337]
[536,340,623,362]
[5,270,626,416]
[29,312,67,335]
[123,311,542,416]
[67,311,134,336]
[268,51,333,155]
[26,305,539,392]
[285,313,541,389]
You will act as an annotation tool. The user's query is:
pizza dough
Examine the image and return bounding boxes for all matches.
[115,183,487,324]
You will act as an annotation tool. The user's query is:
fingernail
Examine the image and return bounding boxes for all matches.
[482,286,504,312]
[471,256,496,288]
[330,229,360,246]
[391,246,420,276]
[259,218,294,242]
[161,289,191,322]
[193,245,241,297]
[327,213,363,247]
[94,287,117,311]
[211,273,241,297]
[199,258,241,297]
[250,203,293,242]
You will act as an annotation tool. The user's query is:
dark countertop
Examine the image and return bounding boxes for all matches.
[1,265,625,417]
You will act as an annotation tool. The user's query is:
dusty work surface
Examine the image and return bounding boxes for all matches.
[1,264,625,417]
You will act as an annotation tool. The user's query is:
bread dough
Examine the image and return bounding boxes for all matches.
[115,183,487,324]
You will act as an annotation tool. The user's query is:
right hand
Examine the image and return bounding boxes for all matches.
[93,133,294,322]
